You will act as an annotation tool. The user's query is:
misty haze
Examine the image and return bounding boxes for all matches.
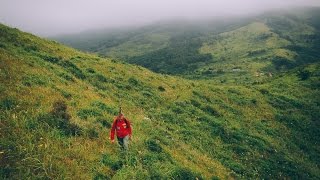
[0,0,319,36]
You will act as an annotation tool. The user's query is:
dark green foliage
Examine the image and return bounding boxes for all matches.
[88,74,111,90]
[93,173,111,180]
[87,128,99,139]
[0,42,6,48]
[271,57,294,70]
[200,105,220,117]
[171,167,203,180]
[158,86,165,92]
[59,90,72,99]
[91,101,118,115]
[23,45,38,52]
[248,49,266,57]
[77,108,102,119]
[58,72,74,82]
[127,33,212,74]
[287,43,320,65]
[0,97,17,110]
[96,117,111,128]
[22,74,48,86]
[211,176,220,180]
[59,61,86,79]
[223,160,245,176]
[268,95,304,109]
[39,100,82,136]
[86,68,96,73]
[251,98,257,105]
[51,100,70,120]
[41,55,60,63]
[0,117,20,179]
[142,90,153,97]
[90,81,107,90]
[128,77,139,86]
[190,99,202,108]
[297,69,311,80]
[145,139,162,153]
[101,154,123,171]
[192,91,211,102]
[41,55,86,79]
[259,88,269,94]
[95,74,108,82]
[256,151,313,179]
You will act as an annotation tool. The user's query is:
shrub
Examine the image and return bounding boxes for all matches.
[58,72,74,82]
[41,55,60,63]
[101,154,123,171]
[51,100,70,120]
[271,57,294,70]
[39,100,82,136]
[0,97,17,110]
[190,99,201,108]
[128,77,139,86]
[23,45,38,52]
[77,108,102,119]
[211,176,220,180]
[87,128,99,139]
[59,61,86,79]
[96,117,111,128]
[91,101,118,115]
[64,123,82,136]
[171,167,203,180]
[251,98,258,105]
[86,68,96,74]
[0,42,6,49]
[201,105,220,117]
[60,90,72,99]
[93,173,111,180]
[142,90,153,97]
[259,89,269,94]
[224,160,246,176]
[95,74,108,82]
[41,55,86,79]
[297,69,311,80]
[22,75,47,86]
[145,139,162,153]
[158,86,166,92]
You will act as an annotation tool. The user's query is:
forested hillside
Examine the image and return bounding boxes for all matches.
[1,7,320,179]
[55,7,320,82]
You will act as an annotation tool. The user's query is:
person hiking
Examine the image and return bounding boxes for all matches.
[110,109,132,150]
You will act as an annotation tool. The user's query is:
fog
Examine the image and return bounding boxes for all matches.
[0,0,319,37]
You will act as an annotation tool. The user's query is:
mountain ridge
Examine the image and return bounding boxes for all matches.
[53,7,320,82]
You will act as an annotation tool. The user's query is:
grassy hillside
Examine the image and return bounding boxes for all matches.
[54,7,320,82]
[53,18,253,75]
[198,8,320,81]
[1,23,320,179]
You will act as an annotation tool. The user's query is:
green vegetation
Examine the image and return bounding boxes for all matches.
[127,32,212,74]
[56,8,320,83]
[1,7,320,179]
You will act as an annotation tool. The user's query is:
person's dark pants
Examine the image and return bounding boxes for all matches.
[117,135,129,150]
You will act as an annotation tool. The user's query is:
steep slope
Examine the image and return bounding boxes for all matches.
[1,24,319,179]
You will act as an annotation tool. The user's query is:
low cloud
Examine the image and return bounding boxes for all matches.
[0,0,319,36]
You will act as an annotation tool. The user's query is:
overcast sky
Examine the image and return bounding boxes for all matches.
[0,0,319,36]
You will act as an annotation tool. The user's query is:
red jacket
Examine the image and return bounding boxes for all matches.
[110,116,132,140]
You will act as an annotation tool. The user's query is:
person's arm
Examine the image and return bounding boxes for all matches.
[110,118,117,142]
